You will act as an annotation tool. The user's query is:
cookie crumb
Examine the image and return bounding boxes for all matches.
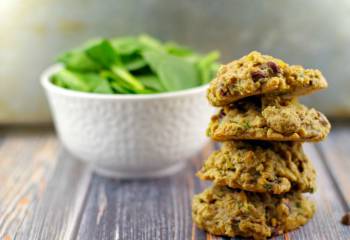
[341,212,350,225]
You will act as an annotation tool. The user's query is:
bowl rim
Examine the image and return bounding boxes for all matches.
[41,64,209,100]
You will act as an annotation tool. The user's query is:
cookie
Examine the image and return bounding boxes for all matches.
[197,141,316,194]
[207,95,331,142]
[192,185,315,240]
[207,51,328,106]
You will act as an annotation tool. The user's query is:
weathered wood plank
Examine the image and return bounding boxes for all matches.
[0,129,55,239]
[75,139,350,240]
[76,143,214,240]
[318,125,350,210]
[0,129,91,240]
[1,126,350,240]
[14,149,91,240]
[286,143,350,240]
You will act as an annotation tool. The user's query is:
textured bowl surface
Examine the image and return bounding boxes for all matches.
[41,65,213,178]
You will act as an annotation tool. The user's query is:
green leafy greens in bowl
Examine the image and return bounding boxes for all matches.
[51,35,220,94]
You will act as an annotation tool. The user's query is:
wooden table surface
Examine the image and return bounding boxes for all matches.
[0,122,350,240]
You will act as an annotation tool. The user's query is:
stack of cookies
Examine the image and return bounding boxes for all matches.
[192,51,331,240]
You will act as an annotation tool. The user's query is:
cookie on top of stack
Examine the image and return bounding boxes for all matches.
[192,51,331,240]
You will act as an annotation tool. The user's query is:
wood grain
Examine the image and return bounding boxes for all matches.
[0,129,56,239]
[318,125,350,210]
[0,126,350,240]
[0,129,91,240]
[75,140,350,240]
[75,143,214,240]
[286,144,350,240]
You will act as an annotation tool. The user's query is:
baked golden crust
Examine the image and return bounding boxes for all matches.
[207,96,331,142]
[197,141,316,194]
[207,51,328,106]
[192,185,315,240]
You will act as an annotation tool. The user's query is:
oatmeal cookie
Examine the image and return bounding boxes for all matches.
[207,96,331,142]
[192,185,315,240]
[197,141,316,194]
[207,51,328,106]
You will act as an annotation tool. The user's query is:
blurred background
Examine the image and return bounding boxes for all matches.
[1,0,350,124]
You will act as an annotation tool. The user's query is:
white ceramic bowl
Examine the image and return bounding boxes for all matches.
[41,65,213,178]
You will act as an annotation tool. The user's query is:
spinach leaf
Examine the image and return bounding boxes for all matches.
[93,79,113,94]
[138,35,164,52]
[53,69,108,93]
[84,39,145,91]
[138,75,165,92]
[101,71,135,94]
[51,75,67,88]
[122,54,148,71]
[52,35,220,94]
[52,69,90,92]
[110,81,132,94]
[57,51,102,72]
[142,51,199,91]
[84,39,121,67]
[101,71,148,94]
[197,51,220,84]
[111,37,142,56]
[164,42,194,57]
[111,66,144,91]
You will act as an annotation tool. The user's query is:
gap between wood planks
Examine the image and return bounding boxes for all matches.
[66,174,92,240]
[1,125,350,240]
[315,145,350,213]
[0,129,93,240]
